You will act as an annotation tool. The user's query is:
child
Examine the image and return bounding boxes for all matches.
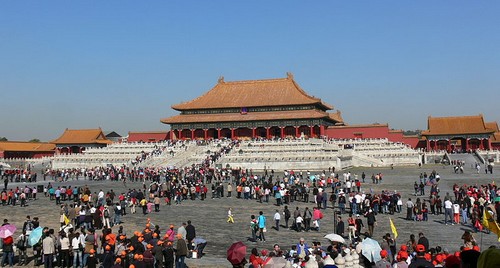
[147,201,154,213]
[227,208,234,223]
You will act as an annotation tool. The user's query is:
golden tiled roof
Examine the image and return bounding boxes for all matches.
[421,115,496,136]
[161,109,334,124]
[328,111,344,124]
[51,128,112,145]
[171,73,333,110]
[486,122,499,132]
[492,133,500,142]
[0,141,55,152]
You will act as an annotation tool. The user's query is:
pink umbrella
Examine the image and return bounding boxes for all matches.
[0,224,16,238]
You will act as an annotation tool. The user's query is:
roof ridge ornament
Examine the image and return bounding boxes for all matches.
[286,72,294,79]
[218,76,225,83]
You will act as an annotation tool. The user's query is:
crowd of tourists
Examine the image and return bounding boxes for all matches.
[1,216,204,268]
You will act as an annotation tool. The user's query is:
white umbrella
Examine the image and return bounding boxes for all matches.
[361,237,382,263]
[324,233,346,244]
[0,162,11,168]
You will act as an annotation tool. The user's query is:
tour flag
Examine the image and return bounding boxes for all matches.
[63,214,70,225]
[482,209,500,241]
[389,218,398,239]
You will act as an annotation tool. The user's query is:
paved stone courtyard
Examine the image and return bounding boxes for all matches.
[1,163,498,267]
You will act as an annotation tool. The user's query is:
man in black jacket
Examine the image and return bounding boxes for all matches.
[185,220,196,255]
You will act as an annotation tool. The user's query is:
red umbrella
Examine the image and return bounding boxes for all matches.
[227,241,247,265]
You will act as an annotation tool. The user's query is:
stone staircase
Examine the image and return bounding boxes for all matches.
[447,153,482,166]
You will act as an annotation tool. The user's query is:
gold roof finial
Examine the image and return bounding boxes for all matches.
[286,72,294,79]
[218,76,225,83]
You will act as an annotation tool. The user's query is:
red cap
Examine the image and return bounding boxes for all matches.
[424,253,431,261]
[380,250,388,258]
[398,251,409,261]
[400,245,408,251]
[416,244,426,252]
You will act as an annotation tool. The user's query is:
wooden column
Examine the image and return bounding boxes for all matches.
[178,130,182,140]
[488,138,492,150]
[191,129,195,140]
[465,138,470,152]
[280,127,284,139]
[252,128,256,138]
[295,126,300,138]
[309,126,314,138]
[204,129,208,140]
[320,125,325,137]
[426,139,430,152]
[231,128,235,140]
[266,128,270,139]
[217,129,221,139]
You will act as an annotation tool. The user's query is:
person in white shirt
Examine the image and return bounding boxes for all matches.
[444,199,454,225]
[59,232,71,268]
[274,210,281,231]
[453,202,461,224]
[295,215,304,232]
[71,232,84,268]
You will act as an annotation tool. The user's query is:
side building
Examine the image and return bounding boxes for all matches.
[421,115,498,152]
[51,128,112,154]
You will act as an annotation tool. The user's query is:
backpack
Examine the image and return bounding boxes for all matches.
[17,236,26,250]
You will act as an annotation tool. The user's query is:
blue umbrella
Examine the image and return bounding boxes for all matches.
[29,227,44,246]
[361,237,382,263]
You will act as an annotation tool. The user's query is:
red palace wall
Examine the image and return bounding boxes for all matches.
[325,125,420,148]
[127,132,170,143]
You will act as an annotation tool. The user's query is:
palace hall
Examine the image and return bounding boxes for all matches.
[161,73,344,140]
[421,115,499,152]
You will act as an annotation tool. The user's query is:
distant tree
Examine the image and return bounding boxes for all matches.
[29,139,41,143]
[0,137,7,141]
[403,130,422,136]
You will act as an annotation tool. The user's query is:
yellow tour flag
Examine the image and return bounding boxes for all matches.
[482,209,500,242]
[63,214,70,225]
[390,218,398,239]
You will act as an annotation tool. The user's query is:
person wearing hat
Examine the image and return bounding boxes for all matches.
[86,249,98,268]
[102,245,115,268]
[165,225,175,242]
[111,257,122,268]
[143,244,155,267]
[163,241,175,268]
[409,244,433,268]
[375,249,392,268]
[365,209,377,237]
[395,251,409,268]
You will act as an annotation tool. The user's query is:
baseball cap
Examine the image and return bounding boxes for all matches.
[380,249,388,258]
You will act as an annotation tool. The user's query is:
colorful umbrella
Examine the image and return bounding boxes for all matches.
[227,241,247,265]
[324,233,346,244]
[0,224,16,238]
[29,227,44,246]
[361,237,382,263]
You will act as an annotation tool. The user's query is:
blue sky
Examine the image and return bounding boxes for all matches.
[1,1,499,141]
